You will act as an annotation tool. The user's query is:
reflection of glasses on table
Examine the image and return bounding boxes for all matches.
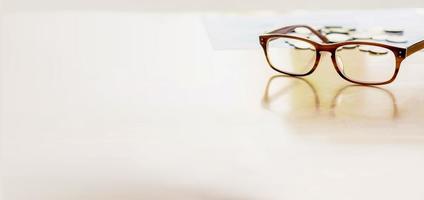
[262,75,398,119]
[259,25,424,85]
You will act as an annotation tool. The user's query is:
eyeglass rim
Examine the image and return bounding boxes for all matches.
[259,33,406,85]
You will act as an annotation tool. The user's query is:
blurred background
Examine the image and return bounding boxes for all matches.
[2,1,424,200]
[0,0,423,12]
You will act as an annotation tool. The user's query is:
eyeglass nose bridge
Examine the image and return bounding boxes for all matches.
[316,44,337,54]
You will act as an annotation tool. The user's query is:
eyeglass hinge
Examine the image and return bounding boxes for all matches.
[399,49,406,58]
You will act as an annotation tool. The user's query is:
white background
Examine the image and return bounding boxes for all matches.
[1,0,423,11]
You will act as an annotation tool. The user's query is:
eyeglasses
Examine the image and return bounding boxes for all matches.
[259,25,424,85]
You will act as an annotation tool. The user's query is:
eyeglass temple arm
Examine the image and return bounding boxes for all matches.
[268,25,330,43]
[406,40,424,57]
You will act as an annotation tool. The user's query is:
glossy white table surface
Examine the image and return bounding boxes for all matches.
[1,11,424,200]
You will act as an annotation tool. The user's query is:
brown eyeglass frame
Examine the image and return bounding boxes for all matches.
[259,25,424,85]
